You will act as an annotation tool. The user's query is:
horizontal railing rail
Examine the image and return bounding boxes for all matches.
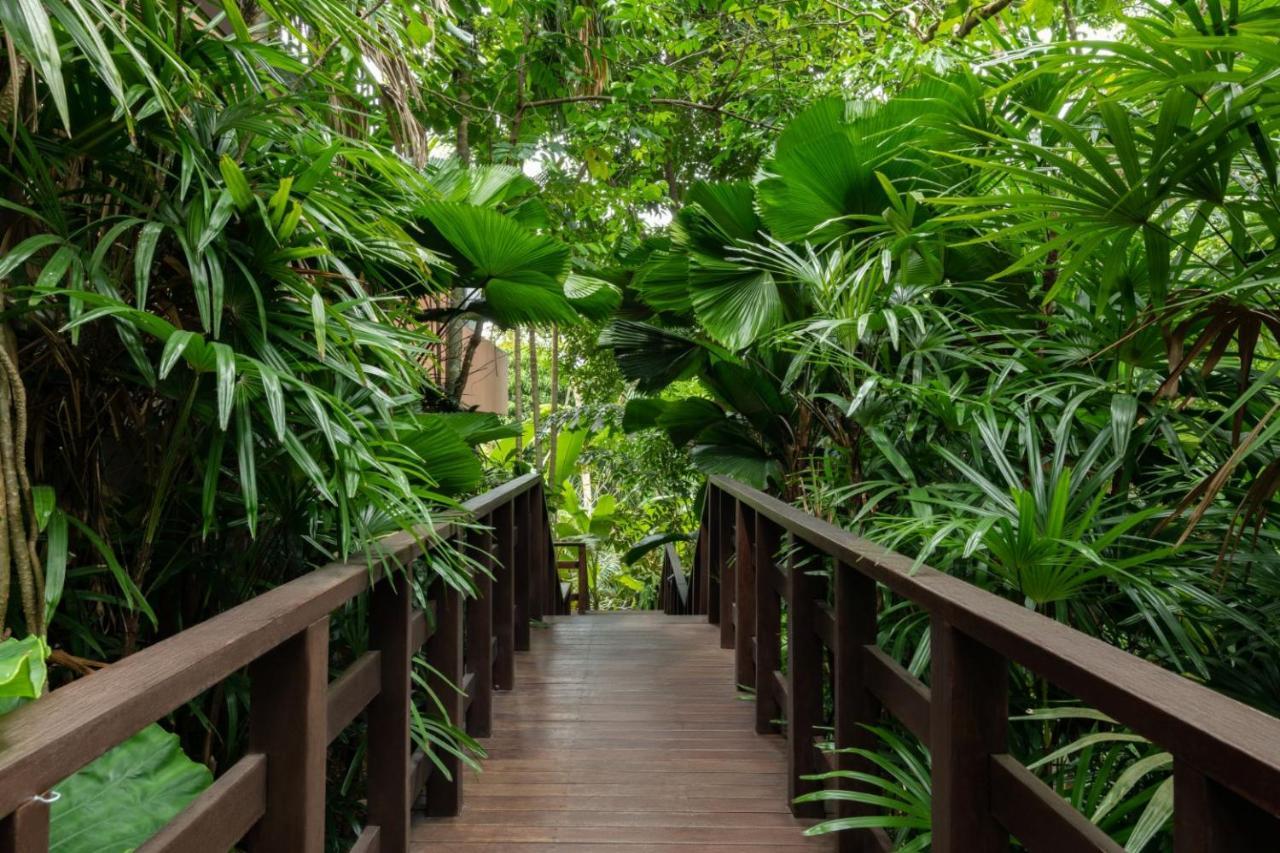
[700,475,1280,853]
[0,472,554,853]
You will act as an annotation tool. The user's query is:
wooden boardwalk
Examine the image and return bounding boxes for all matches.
[411,612,833,852]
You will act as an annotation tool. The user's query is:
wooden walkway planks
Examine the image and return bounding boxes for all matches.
[411,612,834,851]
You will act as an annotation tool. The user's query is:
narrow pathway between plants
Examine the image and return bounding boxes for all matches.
[411,612,833,851]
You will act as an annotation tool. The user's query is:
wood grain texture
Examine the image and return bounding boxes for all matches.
[491,501,516,690]
[411,613,832,851]
[368,574,414,853]
[424,579,465,818]
[833,562,878,853]
[711,476,1280,814]
[930,620,1007,853]
[754,517,783,735]
[248,619,328,853]
[0,797,48,853]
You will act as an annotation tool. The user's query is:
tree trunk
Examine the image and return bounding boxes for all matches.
[513,329,523,453]
[529,329,540,470]
[548,326,559,486]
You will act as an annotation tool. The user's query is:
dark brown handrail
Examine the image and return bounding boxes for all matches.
[700,475,1280,853]
[0,473,551,853]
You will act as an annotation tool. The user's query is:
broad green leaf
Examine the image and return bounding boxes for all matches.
[0,635,47,701]
[49,724,212,853]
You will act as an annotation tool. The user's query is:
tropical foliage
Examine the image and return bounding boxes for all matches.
[0,1,595,848]
[4,0,1280,849]
[606,0,1280,847]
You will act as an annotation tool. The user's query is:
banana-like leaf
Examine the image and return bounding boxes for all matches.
[49,724,211,853]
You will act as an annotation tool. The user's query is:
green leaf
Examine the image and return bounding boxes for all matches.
[44,512,67,625]
[211,342,236,430]
[1124,777,1173,852]
[623,532,694,565]
[403,416,485,495]
[31,485,55,531]
[220,0,252,40]
[235,404,258,536]
[421,202,569,282]
[689,255,782,351]
[0,635,47,701]
[598,321,711,392]
[49,724,212,853]
[159,330,198,380]
[219,155,254,210]
[63,517,156,627]
[133,222,164,309]
[0,0,70,130]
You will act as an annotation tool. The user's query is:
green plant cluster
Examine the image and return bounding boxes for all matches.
[605,0,1280,847]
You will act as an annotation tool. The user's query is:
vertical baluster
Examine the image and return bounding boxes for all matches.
[833,561,878,853]
[718,489,735,649]
[733,502,756,689]
[492,501,516,690]
[0,798,50,853]
[754,516,782,735]
[1174,761,1280,852]
[513,492,531,652]
[424,575,465,817]
[786,547,824,817]
[248,618,328,852]
[465,524,495,738]
[930,620,1008,853]
[367,573,413,853]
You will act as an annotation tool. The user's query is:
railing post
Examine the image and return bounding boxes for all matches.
[834,561,878,853]
[754,515,782,735]
[527,484,545,625]
[513,492,531,652]
[424,579,465,817]
[660,548,673,614]
[717,488,735,649]
[492,501,516,690]
[706,490,721,626]
[787,547,824,817]
[465,524,494,738]
[930,620,1008,853]
[576,544,589,612]
[694,526,707,615]
[0,798,49,853]
[1174,761,1280,851]
[733,501,756,689]
[366,573,413,853]
[247,618,328,852]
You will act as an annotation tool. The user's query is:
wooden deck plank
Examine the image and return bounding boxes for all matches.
[412,613,833,851]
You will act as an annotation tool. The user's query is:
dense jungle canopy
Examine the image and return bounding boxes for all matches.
[2,0,1280,849]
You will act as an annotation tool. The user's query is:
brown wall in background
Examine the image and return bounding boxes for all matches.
[459,328,509,414]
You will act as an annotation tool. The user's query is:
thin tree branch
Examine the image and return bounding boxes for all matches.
[516,94,775,129]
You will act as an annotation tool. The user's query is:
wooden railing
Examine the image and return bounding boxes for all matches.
[0,473,560,853]
[699,476,1280,853]
[552,541,590,613]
